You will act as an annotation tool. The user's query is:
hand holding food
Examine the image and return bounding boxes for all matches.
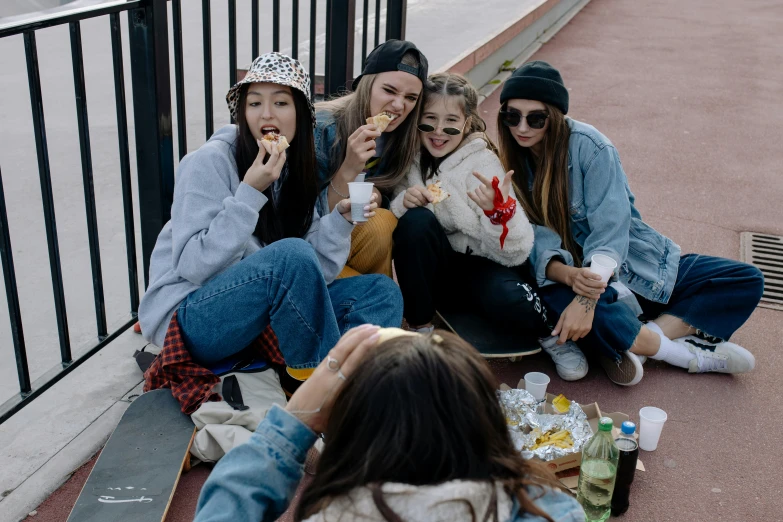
[244,139,286,192]
[366,111,395,132]
[403,185,434,209]
[426,181,450,204]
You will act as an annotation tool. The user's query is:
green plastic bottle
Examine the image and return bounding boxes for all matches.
[576,417,620,521]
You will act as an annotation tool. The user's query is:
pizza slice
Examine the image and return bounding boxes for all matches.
[426,180,450,204]
[261,132,290,153]
[366,112,395,132]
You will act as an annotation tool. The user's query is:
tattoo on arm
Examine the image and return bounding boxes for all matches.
[575,295,597,313]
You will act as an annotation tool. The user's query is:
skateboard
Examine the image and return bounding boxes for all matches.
[68,389,196,522]
[436,309,540,359]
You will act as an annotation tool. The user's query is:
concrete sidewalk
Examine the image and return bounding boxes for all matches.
[9,0,783,520]
[480,0,783,519]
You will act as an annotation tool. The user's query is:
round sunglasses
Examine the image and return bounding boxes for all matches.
[499,110,549,129]
[417,119,468,136]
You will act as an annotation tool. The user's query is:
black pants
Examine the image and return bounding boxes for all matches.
[392,207,551,336]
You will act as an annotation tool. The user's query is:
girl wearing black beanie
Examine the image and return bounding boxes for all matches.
[495,61,763,386]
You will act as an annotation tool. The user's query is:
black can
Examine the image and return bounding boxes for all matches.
[611,437,639,516]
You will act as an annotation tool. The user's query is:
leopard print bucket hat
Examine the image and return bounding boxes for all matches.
[226,52,314,126]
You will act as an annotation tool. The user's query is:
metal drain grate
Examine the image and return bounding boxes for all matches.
[740,232,783,311]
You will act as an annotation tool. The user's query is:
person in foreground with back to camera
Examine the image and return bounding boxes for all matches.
[390,71,588,381]
[314,40,428,279]
[495,60,764,386]
[193,326,586,521]
[137,53,402,381]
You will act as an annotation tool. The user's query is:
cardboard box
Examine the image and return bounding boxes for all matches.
[501,380,642,490]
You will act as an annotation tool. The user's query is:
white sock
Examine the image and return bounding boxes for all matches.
[646,322,696,369]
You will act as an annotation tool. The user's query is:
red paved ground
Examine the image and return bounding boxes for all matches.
[28,0,783,520]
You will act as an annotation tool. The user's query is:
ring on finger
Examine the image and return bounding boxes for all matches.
[326,356,341,372]
[337,370,347,381]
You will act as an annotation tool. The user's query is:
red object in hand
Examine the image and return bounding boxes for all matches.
[483,176,517,249]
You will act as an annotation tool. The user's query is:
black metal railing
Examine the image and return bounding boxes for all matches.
[0,0,407,425]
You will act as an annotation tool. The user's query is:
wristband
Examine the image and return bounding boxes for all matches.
[483,176,517,249]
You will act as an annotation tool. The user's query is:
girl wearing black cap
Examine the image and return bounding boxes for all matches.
[496,60,763,386]
[314,40,429,279]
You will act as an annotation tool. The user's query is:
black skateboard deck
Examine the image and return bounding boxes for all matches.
[436,310,540,359]
[68,389,196,522]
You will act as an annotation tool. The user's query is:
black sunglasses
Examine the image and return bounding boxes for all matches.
[417,121,467,136]
[499,110,549,129]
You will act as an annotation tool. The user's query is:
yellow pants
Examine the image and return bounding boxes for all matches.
[338,208,397,279]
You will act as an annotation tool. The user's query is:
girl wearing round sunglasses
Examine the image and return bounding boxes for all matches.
[497,61,763,386]
[389,73,586,377]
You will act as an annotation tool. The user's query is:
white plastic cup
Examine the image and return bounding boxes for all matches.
[523,372,550,402]
[590,254,618,282]
[348,182,374,222]
[638,406,668,451]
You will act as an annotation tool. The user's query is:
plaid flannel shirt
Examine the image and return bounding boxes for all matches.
[144,311,283,414]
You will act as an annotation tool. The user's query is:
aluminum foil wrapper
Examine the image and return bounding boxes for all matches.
[497,388,539,427]
[498,389,594,461]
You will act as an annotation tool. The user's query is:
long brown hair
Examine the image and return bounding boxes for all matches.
[497,102,581,265]
[234,84,317,244]
[315,51,424,190]
[295,331,562,522]
[420,72,497,180]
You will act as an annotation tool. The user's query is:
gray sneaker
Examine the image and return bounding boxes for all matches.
[675,336,755,374]
[539,336,588,381]
[600,351,644,386]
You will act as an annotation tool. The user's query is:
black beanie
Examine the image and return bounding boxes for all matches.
[499,61,569,115]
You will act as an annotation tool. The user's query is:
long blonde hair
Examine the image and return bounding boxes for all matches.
[497,103,581,265]
[315,51,424,190]
[420,72,497,180]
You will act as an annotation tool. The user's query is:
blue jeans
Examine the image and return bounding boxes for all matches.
[539,254,764,360]
[177,238,403,369]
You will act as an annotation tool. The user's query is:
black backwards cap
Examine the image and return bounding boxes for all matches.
[351,39,428,91]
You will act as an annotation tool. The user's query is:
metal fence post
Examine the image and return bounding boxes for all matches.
[385,0,407,40]
[127,0,175,287]
[324,0,356,97]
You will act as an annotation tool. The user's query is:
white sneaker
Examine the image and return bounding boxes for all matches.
[600,351,644,386]
[675,336,755,374]
[539,336,588,381]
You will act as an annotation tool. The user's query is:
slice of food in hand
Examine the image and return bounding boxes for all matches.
[426,180,450,204]
[376,327,418,345]
[366,112,395,132]
[261,132,290,153]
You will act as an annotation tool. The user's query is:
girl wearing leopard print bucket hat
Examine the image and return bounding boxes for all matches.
[137,53,403,381]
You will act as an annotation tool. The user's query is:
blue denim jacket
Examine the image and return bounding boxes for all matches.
[194,405,585,522]
[529,118,681,304]
[314,110,391,217]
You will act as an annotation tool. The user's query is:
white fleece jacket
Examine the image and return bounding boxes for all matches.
[391,135,534,267]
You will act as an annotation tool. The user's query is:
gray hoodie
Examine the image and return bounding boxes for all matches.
[138,125,354,348]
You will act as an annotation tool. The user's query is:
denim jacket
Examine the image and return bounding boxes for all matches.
[193,405,585,522]
[529,118,681,304]
[314,110,391,217]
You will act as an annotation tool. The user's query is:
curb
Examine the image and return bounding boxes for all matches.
[0,328,148,522]
[438,0,591,102]
[0,400,132,522]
